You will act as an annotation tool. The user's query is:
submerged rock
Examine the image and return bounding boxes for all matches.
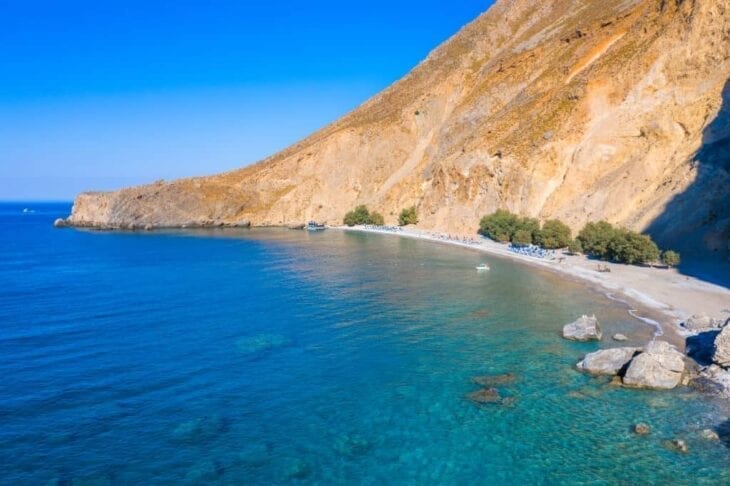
[622,341,685,390]
[467,388,502,404]
[237,443,271,467]
[700,429,720,441]
[284,459,312,480]
[577,347,642,376]
[236,334,291,356]
[172,415,227,443]
[612,333,628,342]
[633,423,651,435]
[712,325,730,368]
[562,315,602,341]
[471,373,517,386]
[184,460,222,483]
[664,438,689,454]
[334,434,373,457]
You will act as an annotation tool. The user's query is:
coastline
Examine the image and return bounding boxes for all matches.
[335,225,730,347]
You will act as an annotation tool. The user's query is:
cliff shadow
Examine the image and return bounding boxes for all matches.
[645,79,730,288]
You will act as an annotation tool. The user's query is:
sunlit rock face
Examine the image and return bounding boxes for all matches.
[69,0,730,260]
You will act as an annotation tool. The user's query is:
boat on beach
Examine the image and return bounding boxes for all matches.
[305,221,326,231]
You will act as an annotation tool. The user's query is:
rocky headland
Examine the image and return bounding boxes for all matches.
[59,0,729,268]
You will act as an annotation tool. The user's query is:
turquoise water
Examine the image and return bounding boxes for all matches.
[1,202,728,484]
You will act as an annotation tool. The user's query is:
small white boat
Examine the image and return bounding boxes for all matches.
[476,263,490,272]
[305,221,326,231]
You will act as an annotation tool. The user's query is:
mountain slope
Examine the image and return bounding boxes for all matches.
[68,0,730,259]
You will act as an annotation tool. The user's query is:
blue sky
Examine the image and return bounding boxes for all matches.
[0,1,492,200]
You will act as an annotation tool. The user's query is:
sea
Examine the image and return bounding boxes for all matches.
[1,202,728,484]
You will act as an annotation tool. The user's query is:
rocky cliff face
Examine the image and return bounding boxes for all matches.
[68,0,730,259]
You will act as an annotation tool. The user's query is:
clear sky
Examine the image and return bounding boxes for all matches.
[0,1,493,201]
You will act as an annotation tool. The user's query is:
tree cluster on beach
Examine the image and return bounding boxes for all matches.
[343,206,384,226]
[398,206,419,226]
[576,221,679,266]
[478,210,571,249]
[478,210,681,267]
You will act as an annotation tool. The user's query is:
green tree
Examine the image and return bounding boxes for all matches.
[577,221,616,258]
[478,209,520,242]
[344,205,374,226]
[398,206,418,226]
[568,239,583,255]
[512,229,533,246]
[517,217,541,242]
[536,219,572,249]
[662,250,681,267]
[370,212,385,226]
[606,230,660,265]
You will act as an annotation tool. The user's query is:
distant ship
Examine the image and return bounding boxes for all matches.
[305,221,326,231]
[22,208,35,213]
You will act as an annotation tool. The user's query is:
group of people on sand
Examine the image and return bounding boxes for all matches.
[508,243,557,260]
[432,233,480,245]
[361,224,402,232]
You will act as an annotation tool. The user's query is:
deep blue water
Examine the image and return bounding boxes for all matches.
[1,202,729,484]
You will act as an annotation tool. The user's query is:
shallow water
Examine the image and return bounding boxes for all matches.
[1,203,728,484]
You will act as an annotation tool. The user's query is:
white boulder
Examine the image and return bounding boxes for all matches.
[623,341,686,390]
[563,315,602,341]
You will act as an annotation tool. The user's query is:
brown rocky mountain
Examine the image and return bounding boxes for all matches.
[67,0,729,261]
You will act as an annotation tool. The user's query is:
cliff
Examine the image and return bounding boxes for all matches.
[67,0,730,261]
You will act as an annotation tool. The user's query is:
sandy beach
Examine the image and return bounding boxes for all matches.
[337,225,730,345]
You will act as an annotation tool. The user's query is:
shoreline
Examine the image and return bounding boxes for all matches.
[335,225,730,347]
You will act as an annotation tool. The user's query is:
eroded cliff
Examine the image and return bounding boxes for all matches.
[68,0,730,259]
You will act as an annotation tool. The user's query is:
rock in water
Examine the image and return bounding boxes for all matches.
[466,388,502,404]
[562,315,602,341]
[700,429,720,441]
[697,364,730,398]
[664,439,689,454]
[633,423,651,435]
[612,334,628,342]
[712,325,730,368]
[53,218,67,228]
[623,341,686,390]
[576,347,642,376]
[471,373,517,386]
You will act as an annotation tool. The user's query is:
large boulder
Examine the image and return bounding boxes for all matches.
[712,325,730,368]
[562,315,602,341]
[682,314,721,333]
[698,365,730,398]
[577,347,642,376]
[623,341,685,390]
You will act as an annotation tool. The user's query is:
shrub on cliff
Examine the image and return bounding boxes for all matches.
[344,205,380,226]
[343,206,385,226]
[662,250,681,268]
[535,219,572,249]
[398,206,419,226]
